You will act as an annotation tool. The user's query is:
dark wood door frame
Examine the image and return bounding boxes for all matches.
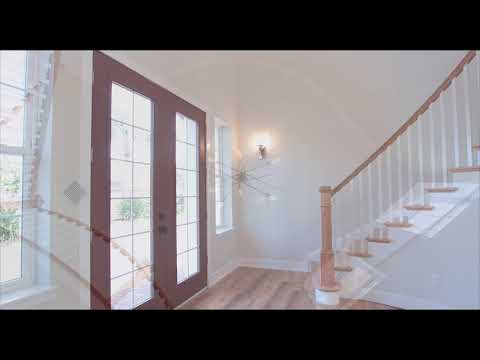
[90,51,207,309]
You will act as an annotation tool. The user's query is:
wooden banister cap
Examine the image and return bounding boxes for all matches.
[319,186,332,193]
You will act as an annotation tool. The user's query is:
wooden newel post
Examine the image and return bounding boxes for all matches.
[319,186,340,292]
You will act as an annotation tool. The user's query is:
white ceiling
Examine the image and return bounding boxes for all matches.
[234,51,466,142]
[105,50,467,142]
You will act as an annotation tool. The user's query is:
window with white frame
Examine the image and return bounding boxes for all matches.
[214,121,232,233]
[0,51,53,294]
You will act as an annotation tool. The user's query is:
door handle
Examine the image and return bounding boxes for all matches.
[159,225,168,234]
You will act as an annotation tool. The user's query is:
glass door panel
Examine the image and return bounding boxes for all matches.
[109,83,153,309]
[175,113,199,284]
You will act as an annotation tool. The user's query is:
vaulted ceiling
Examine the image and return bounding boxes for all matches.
[104,50,467,144]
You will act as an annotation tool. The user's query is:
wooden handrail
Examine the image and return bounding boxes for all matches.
[332,50,477,196]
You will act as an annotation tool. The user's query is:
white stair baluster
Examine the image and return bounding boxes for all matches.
[417,116,426,205]
[428,105,436,188]
[477,51,480,89]
[387,145,394,222]
[475,53,480,165]
[397,135,403,221]
[452,79,461,168]
[349,180,355,250]
[407,125,414,204]
[340,189,349,250]
[367,163,373,238]
[376,155,386,239]
[463,65,473,167]
[332,195,338,254]
[439,94,448,186]
[358,171,364,237]
[377,154,383,220]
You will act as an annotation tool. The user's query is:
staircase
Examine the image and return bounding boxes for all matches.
[307,50,480,308]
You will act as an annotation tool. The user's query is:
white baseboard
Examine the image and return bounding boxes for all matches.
[239,257,309,272]
[363,289,455,309]
[208,257,241,287]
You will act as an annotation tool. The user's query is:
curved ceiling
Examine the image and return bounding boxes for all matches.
[104,50,467,144]
[234,51,467,144]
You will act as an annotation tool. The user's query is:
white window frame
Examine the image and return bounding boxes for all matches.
[0,51,51,298]
[214,118,233,234]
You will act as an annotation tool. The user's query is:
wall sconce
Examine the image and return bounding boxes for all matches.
[257,144,267,160]
[254,132,271,160]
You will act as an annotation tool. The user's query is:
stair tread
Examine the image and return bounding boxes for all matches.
[404,204,434,211]
[334,265,353,272]
[384,221,413,228]
[425,187,458,193]
[347,251,372,258]
[448,166,480,173]
[366,237,392,244]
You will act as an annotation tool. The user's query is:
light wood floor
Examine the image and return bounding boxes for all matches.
[180,267,397,310]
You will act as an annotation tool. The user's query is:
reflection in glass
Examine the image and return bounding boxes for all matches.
[187,144,197,171]
[133,163,150,198]
[111,83,133,124]
[188,249,199,277]
[177,225,188,255]
[0,85,25,147]
[111,160,132,198]
[187,222,198,250]
[187,197,198,223]
[133,93,151,131]
[133,128,150,164]
[133,266,152,307]
[133,232,151,269]
[176,141,186,169]
[110,199,132,238]
[176,169,187,197]
[186,118,197,145]
[111,121,132,161]
[0,51,26,89]
[110,236,132,278]
[176,197,187,225]
[111,273,133,310]
[187,171,197,197]
[177,252,188,284]
[176,113,186,142]
[132,198,150,234]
